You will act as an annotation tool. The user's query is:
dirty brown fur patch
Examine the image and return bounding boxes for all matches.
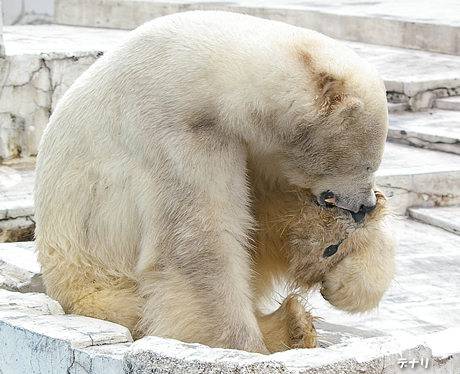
[293,49,348,114]
[281,189,388,289]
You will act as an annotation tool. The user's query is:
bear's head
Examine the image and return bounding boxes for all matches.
[271,48,389,214]
[285,189,395,313]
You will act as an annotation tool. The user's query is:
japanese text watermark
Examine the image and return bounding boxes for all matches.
[397,357,430,369]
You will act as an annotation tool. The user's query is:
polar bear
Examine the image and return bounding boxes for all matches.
[34,11,391,354]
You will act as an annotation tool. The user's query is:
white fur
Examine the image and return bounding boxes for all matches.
[34,11,389,353]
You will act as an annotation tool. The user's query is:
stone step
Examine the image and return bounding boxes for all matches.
[0,157,35,243]
[435,96,460,111]
[53,0,460,55]
[0,289,133,374]
[387,109,460,155]
[0,242,44,292]
[0,24,128,159]
[343,41,460,110]
[408,206,460,236]
[387,102,410,113]
[376,142,460,214]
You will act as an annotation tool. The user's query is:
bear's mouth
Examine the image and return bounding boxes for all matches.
[317,190,377,214]
[317,190,374,223]
[349,210,365,223]
[315,195,366,223]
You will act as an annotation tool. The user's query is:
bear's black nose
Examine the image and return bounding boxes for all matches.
[360,204,376,213]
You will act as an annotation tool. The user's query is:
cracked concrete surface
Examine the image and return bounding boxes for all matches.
[0,24,127,160]
[0,53,100,159]
[1,286,460,373]
[0,289,133,374]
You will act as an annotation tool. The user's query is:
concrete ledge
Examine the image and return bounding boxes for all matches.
[1,289,460,373]
[0,25,127,160]
[0,52,100,159]
[0,157,35,241]
[0,290,133,374]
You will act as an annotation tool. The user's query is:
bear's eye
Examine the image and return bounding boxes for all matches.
[322,241,342,258]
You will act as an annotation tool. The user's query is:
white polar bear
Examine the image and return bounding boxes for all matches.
[34,11,390,354]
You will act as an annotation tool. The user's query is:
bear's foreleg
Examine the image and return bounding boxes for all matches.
[131,166,270,353]
[258,295,317,353]
[133,243,269,353]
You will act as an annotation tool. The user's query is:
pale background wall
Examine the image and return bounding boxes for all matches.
[0,0,4,56]
[2,0,53,25]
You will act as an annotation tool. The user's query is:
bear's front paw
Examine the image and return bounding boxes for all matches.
[258,294,317,353]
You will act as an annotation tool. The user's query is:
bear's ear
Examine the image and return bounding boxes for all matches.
[316,79,364,117]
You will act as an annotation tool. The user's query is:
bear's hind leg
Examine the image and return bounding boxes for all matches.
[42,260,143,337]
[69,284,143,336]
[258,294,317,353]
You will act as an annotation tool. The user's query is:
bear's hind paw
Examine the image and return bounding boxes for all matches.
[258,294,318,353]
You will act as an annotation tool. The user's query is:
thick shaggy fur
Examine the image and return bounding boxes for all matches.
[34,11,392,354]
[252,187,395,352]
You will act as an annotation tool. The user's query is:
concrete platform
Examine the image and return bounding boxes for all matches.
[2,288,458,374]
[387,109,460,155]
[53,0,460,55]
[0,24,129,159]
[0,241,44,292]
[2,24,128,56]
